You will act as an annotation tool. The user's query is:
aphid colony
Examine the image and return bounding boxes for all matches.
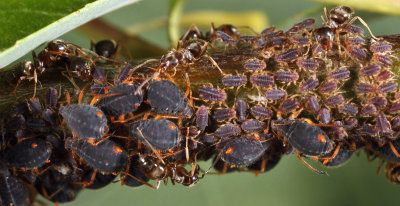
[1,5,400,205]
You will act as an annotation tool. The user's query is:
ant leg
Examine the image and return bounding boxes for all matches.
[181,24,203,41]
[134,71,160,95]
[202,152,222,178]
[389,142,400,157]
[61,71,81,91]
[349,16,378,40]
[376,158,385,176]
[137,128,165,165]
[335,30,342,56]
[129,59,160,76]
[296,151,328,175]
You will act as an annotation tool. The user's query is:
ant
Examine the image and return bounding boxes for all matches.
[314,6,377,55]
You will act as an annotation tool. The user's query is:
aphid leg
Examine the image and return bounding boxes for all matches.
[296,151,328,175]
[376,158,385,176]
[348,16,378,40]
[322,143,342,164]
[389,142,400,157]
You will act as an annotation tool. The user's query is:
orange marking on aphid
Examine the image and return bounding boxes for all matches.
[31,143,38,148]
[135,104,140,108]
[88,138,95,145]
[96,111,103,117]
[45,160,51,163]
[168,123,176,130]
[317,134,327,143]
[113,146,123,153]
[225,147,234,154]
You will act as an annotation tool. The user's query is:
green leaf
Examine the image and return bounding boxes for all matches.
[311,0,400,15]
[168,0,185,47]
[0,0,140,68]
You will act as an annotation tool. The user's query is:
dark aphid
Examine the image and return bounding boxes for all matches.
[320,144,353,167]
[339,103,358,115]
[222,74,247,88]
[376,70,392,81]
[42,108,57,126]
[214,124,241,137]
[93,39,118,58]
[373,54,392,67]
[214,31,237,46]
[299,78,319,93]
[6,115,25,132]
[378,139,400,162]
[115,64,133,85]
[369,96,388,107]
[241,120,266,133]
[26,118,47,132]
[148,80,193,117]
[27,98,42,115]
[250,105,273,120]
[66,139,127,173]
[196,105,209,130]
[360,104,377,116]
[83,168,116,189]
[274,48,299,63]
[286,18,315,35]
[360,64,381,77]
[260,26,275,35]
[122,156,149,187]
[91,83,107,94]
[392,116,400,128]
[376,111,392,134]
[0,166,30,206]
[92,66,106,83]
[296,58,319,71]
[60,104,108,142]
[344,117,358,130]
[359,124,377,136]
[305,95,320,114]
[346,25,364,35]
[378,81,398,93]
[5,138,52,169]
[213,108,236,122]
[250,74,274,88]
[274,71,299,83]
[292,37,312,48]
[319,81,338,93]
[356,82,375,93]
[324,95,344,107]
[347,46,366,61]
[243,58,266,72]
[315,27,334,51]
[328,68,350,81]
[318,108,331,124]
[46,87,58,108]
[271,119,334,156]
[385,162,400,185]
[95,84,144,116]
[370,41,392,53]
[213,158,238,173]
[235,99,247,122]
[347,37,366,45]
[263,30,284,39]
[279,97,300,114]
[388,102,400,113]
[198,85,227,102]
[265,89,287,101]
[240,35,259,43]
[69,56,92,81]
[129,119,181,150]
[270,37,288,47]
[221,137,269,167]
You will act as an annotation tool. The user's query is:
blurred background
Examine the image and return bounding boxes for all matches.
[9,0,400,205]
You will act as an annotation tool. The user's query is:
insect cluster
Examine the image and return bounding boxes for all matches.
[1,5,400,205]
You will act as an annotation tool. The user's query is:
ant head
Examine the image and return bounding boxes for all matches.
[329,6,354,26]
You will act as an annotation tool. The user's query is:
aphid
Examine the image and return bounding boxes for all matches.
[378,139,400,162]
[318,108,331,124]
[115,64,133,85]
[83,169,117,190]
[391,116,400,128]
[130,119,181,150]
[235,99,247,122]
[292,37,312,48]
[324,95,344,107]
[318,81,338,94]
[91,83,107,95]
[0,165,30,206]
[221,137,269,167]
[270,37,288,48]
[296,58,319,71]
[260,26,276,36]
[356,82,375,93]
[299,78,319,93]
[46,87,58,109]
[344,117,358,130]
[147,80,193,117]
[370,41,392,53]
[5,138,52,169]
[360,64,381,77]
[27,98,43,115]
[213,31,237,46]
[305,95,320,114]
[60,104,109,143]
[265,89,287,101]
[359,124,377,136]
[346,45,366,61]
[376,70,392,81]
[373,54,392,67]
[66,139,127,173]
[320,144,353,167]
[286,18,315,35]
[92,66,107,83]
[279,97,300,114]
[274,71,299,83]
[243,58,266,72]
[346,37,366,45]
[222,74,247,88]
[385,162,400,185]
[198,84,227,103]
[328,68,350,81]
[214,124,241,137]
[339,103,358,115]
[207,23,241,43]
[91,39,119,58]
[388,102,400,113]
[344,25,364,35]
[250,74,274,88]
[378,81,398,93]
[369,96,388,107]
[376,111,392,134]
[196,105,209,130]
[274,48,300,63]
[241,120,266,133]
[271,119,334,156]
[213,108,236,122]
[250,105,273,120]
[360,104,377,116]
[94,84,144,117]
